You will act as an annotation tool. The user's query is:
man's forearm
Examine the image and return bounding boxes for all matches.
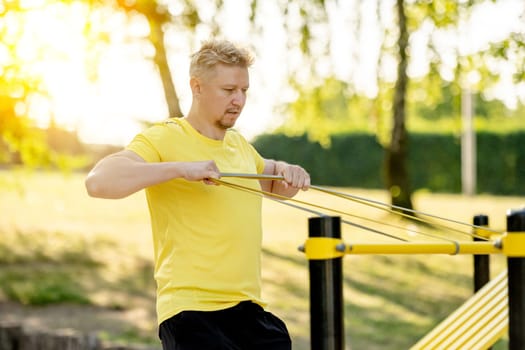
[85,151,221,199]
[85,155,183,199]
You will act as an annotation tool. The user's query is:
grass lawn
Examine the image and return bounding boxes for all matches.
[0,169,523,349]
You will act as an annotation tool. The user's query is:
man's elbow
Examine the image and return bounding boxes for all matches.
[85,174,133,199]
[85,175,104,198]
[85,175,112,198]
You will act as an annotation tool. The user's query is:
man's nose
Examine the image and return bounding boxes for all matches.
[232,90,246,106]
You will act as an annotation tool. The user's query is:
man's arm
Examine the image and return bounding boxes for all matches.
[260,159,310,197]
[85,150,220,199]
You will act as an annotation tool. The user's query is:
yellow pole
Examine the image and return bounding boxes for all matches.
[344,242,500,255]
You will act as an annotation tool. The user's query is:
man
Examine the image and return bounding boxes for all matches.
[85,39,310,349]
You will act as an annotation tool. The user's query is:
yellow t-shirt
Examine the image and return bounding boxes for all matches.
[126,118,266,325]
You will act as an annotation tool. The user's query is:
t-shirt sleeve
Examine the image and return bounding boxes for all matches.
[248,143,265,174]
[126,128,162,163]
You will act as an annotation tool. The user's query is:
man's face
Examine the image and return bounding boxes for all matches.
[197,63,249,129]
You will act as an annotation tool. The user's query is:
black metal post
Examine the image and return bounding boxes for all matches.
[507,208,525,350]
[308,216,344,350]
[473,214,492,350]
[473,214,490,292]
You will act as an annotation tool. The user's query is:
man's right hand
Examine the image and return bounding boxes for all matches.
[182,160,221,185]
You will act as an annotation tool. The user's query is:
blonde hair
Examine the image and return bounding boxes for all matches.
[189,39,254,79]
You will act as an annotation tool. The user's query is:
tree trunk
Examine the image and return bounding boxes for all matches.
[385,0,414,213]
[148,18,183,118]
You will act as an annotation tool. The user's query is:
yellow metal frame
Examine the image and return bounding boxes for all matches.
[499,231,525,257]
[300,227,525,349]
[302,231,525,259]
[410,270,508,350]
[344,241,501,255]
[303,237,345,260]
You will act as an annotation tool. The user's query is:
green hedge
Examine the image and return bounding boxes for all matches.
[252,132,525,195]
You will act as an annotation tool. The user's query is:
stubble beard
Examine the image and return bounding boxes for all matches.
[217,111,240,129]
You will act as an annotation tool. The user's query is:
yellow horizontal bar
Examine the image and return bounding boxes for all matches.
[304,237,345,260]
[344,241,501,255]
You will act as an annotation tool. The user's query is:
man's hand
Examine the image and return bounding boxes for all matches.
[278,164,310,191]
[261,159,310,197]
[182,160,221,185]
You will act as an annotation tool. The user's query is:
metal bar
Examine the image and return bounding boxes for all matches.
[344,241,500,255]
[472,215,493,349]
[473,215,491,294]
[308,216,345,350]
[220,172,284,180]
[507,208,525,350]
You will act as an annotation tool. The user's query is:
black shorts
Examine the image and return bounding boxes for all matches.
[159,301,291,350]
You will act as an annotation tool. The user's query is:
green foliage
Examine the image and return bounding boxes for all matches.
[253,131,525,195]
[1,4,45,164]
[0,231,104,305]
[0,231,104,266]
[407,0,461,29]
[255,133,384,187]
[477,132,525,194]
[1,271,90,305]
[280,1,524,151]
[0,5,88,170]
[408,133,461,192]
[484,31,525,84]
[280,78,380,146]
[280,75,525,142]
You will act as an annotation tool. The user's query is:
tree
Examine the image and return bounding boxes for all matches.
[384,0,413,211]
[263,0,524,211]
[101,0,226,119]
[110,0,190,118]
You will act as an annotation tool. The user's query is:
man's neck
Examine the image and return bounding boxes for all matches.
[185,111,226,141]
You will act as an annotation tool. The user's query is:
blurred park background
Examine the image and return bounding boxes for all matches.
[1,0,525,349]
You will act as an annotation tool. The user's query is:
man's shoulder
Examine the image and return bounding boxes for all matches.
[159,117,185,131]
[225,128,248,142]
[143,118,185,137]
[164,117,184,127]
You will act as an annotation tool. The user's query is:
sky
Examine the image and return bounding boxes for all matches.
[9,0,525,146]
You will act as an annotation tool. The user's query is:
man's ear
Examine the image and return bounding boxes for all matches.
[190,77,201,96]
